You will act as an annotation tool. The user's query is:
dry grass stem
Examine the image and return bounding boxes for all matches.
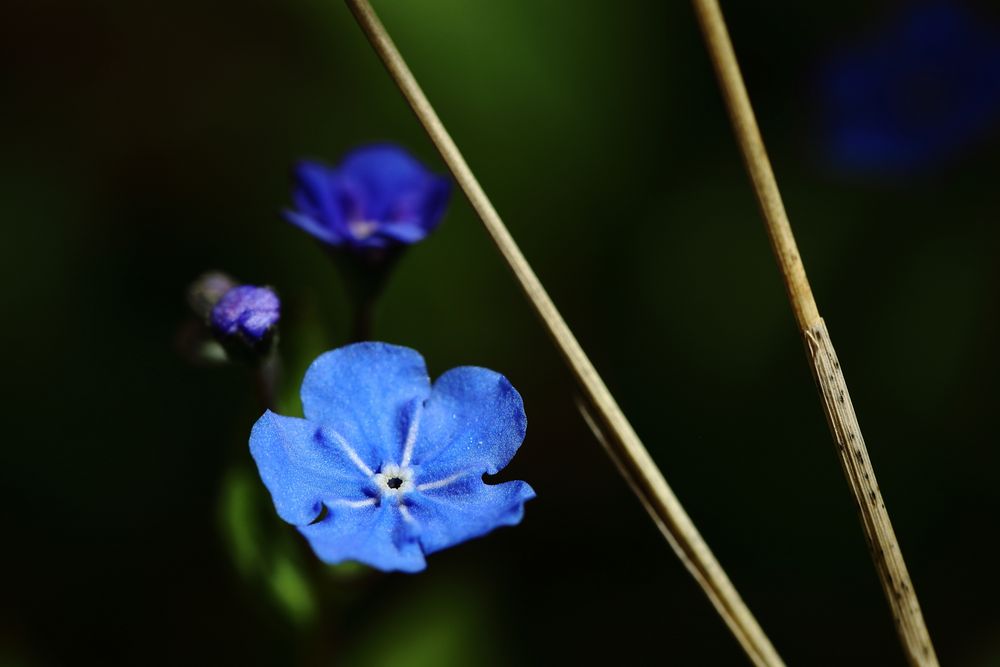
[691,0,937,663]
[344,0,784,664]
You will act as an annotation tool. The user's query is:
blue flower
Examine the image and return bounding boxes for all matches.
[819,2,1000,175]
[249,343,535,572]
[210,285,281,343]
[284,144,451,250]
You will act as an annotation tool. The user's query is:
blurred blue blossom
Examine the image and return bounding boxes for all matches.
[249,343,534,572]
[285,145,451,250]
[210,285,281,343]
[820,2,1000,175]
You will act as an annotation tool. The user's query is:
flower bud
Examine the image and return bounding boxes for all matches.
[210,285,281,348]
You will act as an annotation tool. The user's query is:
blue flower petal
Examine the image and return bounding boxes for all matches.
[249,411,373,525]
[408,175,451,228]
[412,366,527,478]
[384,174,451,227]
[408,478,535,555]
[299,502,426,572]
[301,343,431,468]
[376,222,430,244]
[283,210,344,245]
[339,144,437,222]
[291,161,346,228]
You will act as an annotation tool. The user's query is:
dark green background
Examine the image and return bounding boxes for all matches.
[4,1,999,665]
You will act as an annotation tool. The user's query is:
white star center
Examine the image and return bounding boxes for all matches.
[349,220,379,240]
[373,463,415,500]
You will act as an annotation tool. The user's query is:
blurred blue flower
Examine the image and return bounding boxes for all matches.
[211,285,281,343]
[249,342,534,572]
[820,3,1000,175]
[285,145,451,250]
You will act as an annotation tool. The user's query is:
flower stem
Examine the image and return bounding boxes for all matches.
[343,2,783,664]
[326,248,399,343]
[350,298,375,342]
[254,353,281,412]
[691,1,937,664]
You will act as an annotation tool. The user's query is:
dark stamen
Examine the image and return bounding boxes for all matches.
[387,477,404,489]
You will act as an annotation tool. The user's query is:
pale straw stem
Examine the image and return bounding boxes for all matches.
[344,1,784,664]
[691,1,937,664]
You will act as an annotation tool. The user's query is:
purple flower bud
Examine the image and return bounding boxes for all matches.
[284,144,451,251]
[211,285,281,343]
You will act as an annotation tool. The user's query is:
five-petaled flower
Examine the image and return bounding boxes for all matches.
[284,144,451,251]
[210,285,281,344]
[249,342,534,572]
